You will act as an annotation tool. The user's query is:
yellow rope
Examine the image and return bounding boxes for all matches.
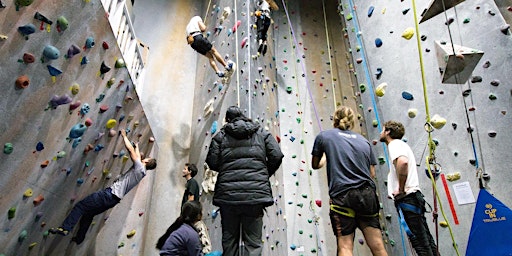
[411,0,460,254]
[321,0,337,109]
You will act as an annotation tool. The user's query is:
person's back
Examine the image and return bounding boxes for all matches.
[159,223,202,256]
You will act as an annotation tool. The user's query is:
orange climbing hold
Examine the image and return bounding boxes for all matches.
[33,194,44,206]
[41,160,50,168]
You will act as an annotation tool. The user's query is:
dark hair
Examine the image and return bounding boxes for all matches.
[186,163,198,177]
[225,106,253,123]
[383,120,405,139]
[156,201,202,249]
[146,158,157,170]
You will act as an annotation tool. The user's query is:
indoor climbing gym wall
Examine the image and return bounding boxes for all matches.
[185,0,288,254]
[337,0,512,255]
[0,0,156,255]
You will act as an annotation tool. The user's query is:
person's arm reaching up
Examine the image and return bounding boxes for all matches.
[121,129,141,162]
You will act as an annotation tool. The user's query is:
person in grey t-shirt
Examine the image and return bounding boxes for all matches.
[311,106,387,256]
[49,129,157,244]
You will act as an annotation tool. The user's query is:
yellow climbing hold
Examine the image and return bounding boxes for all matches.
[127,229,136,238]
[122,155,130,163]
[446,172,461,181]
[29,242,38,249]
[402,27,415,40]
[70,83,80,95]
[431,114,447,129]
[375,82,387,97]
[439,221,449,227]
[105,119,117,129]
[0,34,8,40]
[408,108,418,118]
[24,188,33,197]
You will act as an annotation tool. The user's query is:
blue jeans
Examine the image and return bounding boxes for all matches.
[395,191,439,256]
[61,188,120,244]
[219,204,264,256]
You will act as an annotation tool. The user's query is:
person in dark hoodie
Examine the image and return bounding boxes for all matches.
[206,106,284,256]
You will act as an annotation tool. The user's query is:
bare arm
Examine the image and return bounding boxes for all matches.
[311,154,326,169]
[121,129,141,162]
[198,20,206,32]
[370,165,376,179]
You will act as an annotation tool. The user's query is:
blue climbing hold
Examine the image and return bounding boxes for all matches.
[94,144,104,152]
[211,121,218,134]
[36,142,44,151]
[402,91,414,100]
[205,251,222,256]
[69,123,87,139]
[18,24,36,36]
[47,65,62,76]
[81,56,89,65]
[72,138,81,148]
[368,6,375,17]
[375,38,383,47]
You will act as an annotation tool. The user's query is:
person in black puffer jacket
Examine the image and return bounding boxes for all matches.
[206,106,284,256]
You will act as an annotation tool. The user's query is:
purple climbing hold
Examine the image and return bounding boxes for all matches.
[482,60,491,68]
[66,44,81,59]
[402,91,414,101]
[375,38,383,47]
[471,76,482,83]
[49,94,72,108]
[368,6,374,17]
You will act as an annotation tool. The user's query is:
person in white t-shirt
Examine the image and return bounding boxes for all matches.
[254,0,278,55]
[380,120,439,256]
[186,15,234,78]
[49,129,157,244]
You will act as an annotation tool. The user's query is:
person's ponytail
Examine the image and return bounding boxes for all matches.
[155,216,184,249]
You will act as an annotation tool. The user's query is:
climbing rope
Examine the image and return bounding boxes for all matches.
[410,0,461,254]
[233,0,241,107]
[321,0,337,110]
[203,0,212,25]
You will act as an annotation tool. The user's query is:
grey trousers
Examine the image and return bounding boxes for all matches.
[219,204,264,256]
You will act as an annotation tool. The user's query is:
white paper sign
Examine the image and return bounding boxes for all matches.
[453,181,476,205]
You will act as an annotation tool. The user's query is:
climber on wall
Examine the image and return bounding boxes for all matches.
[48,129,157,244]
[186,15,235,78]
[254,0,278,56]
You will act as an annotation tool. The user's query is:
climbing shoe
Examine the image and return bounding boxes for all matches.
[262,44,268,56]
[258,42,264,54]
[217,71,225,78]
[225,61,235,72]
[49,227,69,236]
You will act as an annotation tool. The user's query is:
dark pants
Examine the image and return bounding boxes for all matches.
[61,188,120,244]
[256,16,271,42]
[219,204,264,256]
[395,191,439,256]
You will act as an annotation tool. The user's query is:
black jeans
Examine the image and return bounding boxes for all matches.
[395,191,439,256]
[61,188,120,244]
[256,16,271,42]
[219,204,264,256]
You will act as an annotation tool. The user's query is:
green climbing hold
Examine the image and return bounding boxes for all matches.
[286,86,293,94]
[302,194,308,198]
[359,84,366,93]
[297,203,303,208]
[107,78,115,88]
[4,143,13,154]
[295,181,299,186]
[291,155,296,158]
[378,156,386,164]
[463,18,470,24]
[57,16,69,31]
[16,0,34,6]
[372,120,378,127]
[390,239,396,246]
[346,13,353,21]
[8,207,16,219]
[489,93,497,100]
[311,248,317,253]
[307,219,313,223]
[18,230,27,242]
[115,59,126,68]
[296,118,301,124]
[298,230,303,234]
[56,151,66,158]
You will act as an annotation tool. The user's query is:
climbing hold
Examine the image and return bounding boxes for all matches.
[49,94,72,108]
[23,188,33,197]
[77,178,84,185]
[241,37,248,48]
[80,56,89,65]
[102,41,109,50]
[8,207,16,219]
[471,76,482,83]
[375,38,383,47]
[359,84,366,93]
[56,16,69,32]
[66,45,81,59]
[127,229,136,238]
[375,68,383,79]
[378,156,386,165]
[500,24,510,35]
[70,83,80,95]
[286,86,292,94]
[100,61,111,75]
[85,36,95,49]
[69,123,87,139]
[315,200,322,207]
[368,6,374,17]
[15,75,30,89]
[212,209,219,219]
[439,221,448,227]
[488,131,497,137]
[401,91,414,100]
[16,0,33,6]
[57,151,66,158]
[23,53,35,63]
[18,24,36,38]
[401,27,414,40]
[446,172,461,181]
[431,114,447,129]
[488,93,497,100]
[402,8,410,15]
[358,238,364,245]
[490,79,499,86]
[43,45,60,60]
[47,65,63,77]
[33,194,44,206]
[106,119,117,129]
[83,118,93,127]
[445,17,454,25]
[211,121,218,134]
[69,101,81,111]
[18,230,27,242]
[408,108,418,118]
[232,20,241,32]
[99,105,109,113]
[375,83,387,97]
[115,58,126,68]
[96,93,105,103]
[346,13,353,21]
[108,129,117,137]
[4,142,13,154]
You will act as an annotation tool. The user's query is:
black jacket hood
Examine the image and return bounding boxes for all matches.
[223,119,260,139]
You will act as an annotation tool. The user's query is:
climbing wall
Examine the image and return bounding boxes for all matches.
[338,0,512,255]
[185,0,287,254]
[0,0,156,255]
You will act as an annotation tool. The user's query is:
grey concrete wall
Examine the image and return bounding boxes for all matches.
[338,0,512,255]
[0,1,156,255]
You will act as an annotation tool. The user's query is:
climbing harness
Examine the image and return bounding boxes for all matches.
[330,204,379,218]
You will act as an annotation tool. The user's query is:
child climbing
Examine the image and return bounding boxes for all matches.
[255,0,278,56]
[186,15,235,78]
[48,130,157,244]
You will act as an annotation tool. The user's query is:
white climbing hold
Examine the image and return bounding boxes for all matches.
[408,108,418,118]
[431,114,447,129]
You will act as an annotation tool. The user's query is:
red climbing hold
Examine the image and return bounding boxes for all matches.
[315,200,322,207]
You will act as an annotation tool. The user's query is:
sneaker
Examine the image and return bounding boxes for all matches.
[49,227,69,236]
[217,71,225,77]
[258,42,264,53]
[225,61,234,72]
[262,44,268,56]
